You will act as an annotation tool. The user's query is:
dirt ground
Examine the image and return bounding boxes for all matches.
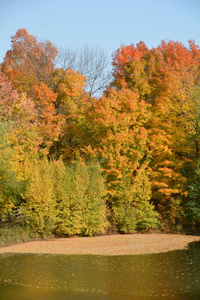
[0,234,199,256]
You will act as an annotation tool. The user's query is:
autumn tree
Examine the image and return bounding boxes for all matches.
[57,44,112,98]
[149,41,200,225]
[0,118,25,212]
[0,71,62,163]
[110,40,200,228]
[0,73,34,209]
[111,42,151,98]
[31,82,64,152]
[1,28,66,154]
[2,28,58,94]
[23,158,108,236]
[83,88,159,232]
[50,68,90,160]
[2,29,101,158]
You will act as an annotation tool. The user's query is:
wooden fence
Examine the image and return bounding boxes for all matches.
[0,208,25,226]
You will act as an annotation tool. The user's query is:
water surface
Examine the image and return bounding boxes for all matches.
[0,241,200,299]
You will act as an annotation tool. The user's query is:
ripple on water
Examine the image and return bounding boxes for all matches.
[0,241,200,299]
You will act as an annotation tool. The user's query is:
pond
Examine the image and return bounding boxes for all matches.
[0,241,200,299]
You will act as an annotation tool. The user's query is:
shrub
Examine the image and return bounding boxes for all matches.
[23,158,108,237]
[23,157,56,236]
[111,176,138,233]
[184,160,200,227]
[54,159,108,236]
[0,119,25,212]
[110,169,160,233]
[133,168,160,231]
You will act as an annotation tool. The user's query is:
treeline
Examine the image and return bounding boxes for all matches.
[0,28,200,236]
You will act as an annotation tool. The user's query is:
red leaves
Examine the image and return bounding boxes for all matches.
[112,43,150,96]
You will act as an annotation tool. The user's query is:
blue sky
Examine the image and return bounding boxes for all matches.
[0,0,200,63]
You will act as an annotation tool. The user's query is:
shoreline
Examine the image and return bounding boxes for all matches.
[0,233,199,256]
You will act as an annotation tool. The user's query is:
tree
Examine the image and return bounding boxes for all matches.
[110,40,200,227]
[54,159,108,236]
[56,44,112,98]
[23,157,56,236]
[111,42,151,98]
[77,44,112,97]
[2,28,58,94]
[50,68,90,161]
[1,65,63,156]
[0,72,19,118]
[0,118,25,212]
[84,88,151,187]
[23,158,108,236]
[31,82,64,152]
[148,41,200,225]
[0,71,40,180]
[184,159,200,227]
[82,88,158,232]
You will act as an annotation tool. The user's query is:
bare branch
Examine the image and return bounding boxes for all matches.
[57,44,113,97]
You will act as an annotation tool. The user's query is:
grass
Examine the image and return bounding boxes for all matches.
[0,224,35,248]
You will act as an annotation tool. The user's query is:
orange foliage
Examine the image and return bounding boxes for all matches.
[111,40,200,222]
[83,88,151,195]
[31,83,64,151]
[2,28,58,94]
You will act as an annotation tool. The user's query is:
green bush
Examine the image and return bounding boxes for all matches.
[110,176,138,233]
[110,169,160,233]
[23,158,108,237]
[133,168,160,231]
[112,204,137,234]
[52,160,72,236]
[184,160,200,227]
[23,157,56,236]
[0,119,25,212]
[54,159,108,236]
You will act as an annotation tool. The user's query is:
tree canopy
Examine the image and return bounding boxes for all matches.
[1,29,200,235]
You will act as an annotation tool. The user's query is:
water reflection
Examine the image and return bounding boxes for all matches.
[0,241,200,299]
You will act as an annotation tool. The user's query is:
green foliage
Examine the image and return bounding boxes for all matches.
[0,119,25,211]
[52,160,71,236]
[111,170,160,233]
[111,175,137,234]
[54,159,108,236]
[3,28,200,234]
[23,157,56,236]
[184,160,200,226]
[133,169,160,231]
[112,204,138,234]
[23,158,108,237]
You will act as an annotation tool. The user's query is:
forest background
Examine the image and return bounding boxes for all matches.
[0,28,200,238]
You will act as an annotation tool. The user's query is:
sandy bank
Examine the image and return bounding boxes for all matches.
[0,234,199,256]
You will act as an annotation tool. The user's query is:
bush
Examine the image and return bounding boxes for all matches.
[110,176,138,233]
[133,168,160,231]
[23,158,108,237]
[110,169,160,233]
[23,157,56,236]
[54,159,108,236]
[184,160,200,227]
[0,119,25,212]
